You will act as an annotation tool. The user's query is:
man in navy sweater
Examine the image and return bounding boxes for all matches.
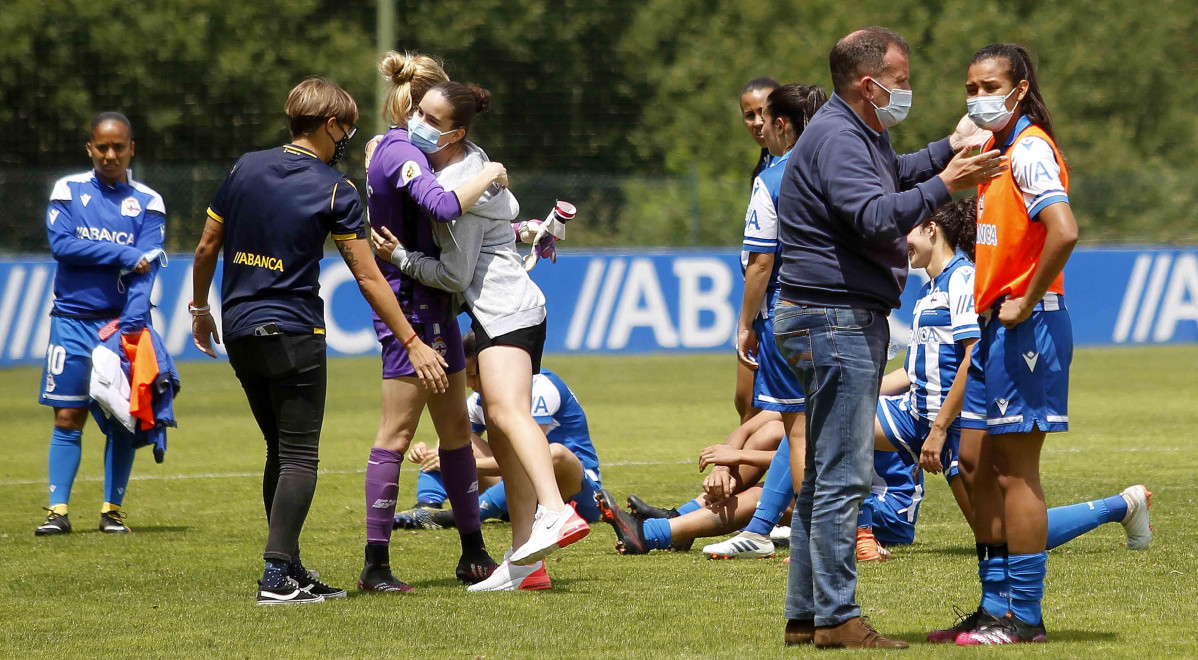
[774,27,1005,649]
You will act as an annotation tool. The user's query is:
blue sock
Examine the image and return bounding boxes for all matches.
[676,497,703,516]
[104,433,137,506]
[415,470,448,506]
[478,483,508,521]
[1046,495,1125,550]
[642,517,673,550]
[1103,494,1129,523]
[47,428,83,507]
[1007,552,1047,625]
[978,546,1010,617]
[857,501,875,529]
[262,559,289,589]
[744,435,794,536]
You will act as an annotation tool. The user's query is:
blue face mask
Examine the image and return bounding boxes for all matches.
[867,78,912,129]
[407,115,453,154]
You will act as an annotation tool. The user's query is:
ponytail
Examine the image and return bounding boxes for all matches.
[970,43,1055,141]
[764,83,829,141]
[377,50,449,126]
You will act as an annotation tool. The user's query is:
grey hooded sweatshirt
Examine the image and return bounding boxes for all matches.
[388,141,547,337]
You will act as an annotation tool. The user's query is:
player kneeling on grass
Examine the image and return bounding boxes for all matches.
[395,336,603,553]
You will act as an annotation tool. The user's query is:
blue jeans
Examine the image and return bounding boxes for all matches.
[774,304,889,626]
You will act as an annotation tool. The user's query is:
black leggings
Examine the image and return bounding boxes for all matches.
[227,333,326,562]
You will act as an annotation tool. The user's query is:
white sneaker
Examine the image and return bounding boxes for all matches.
[701,531,776,559]
[770,525,791,547]
[510,504,590,565]
[1120,484,1153,550]
[466,549,551,592]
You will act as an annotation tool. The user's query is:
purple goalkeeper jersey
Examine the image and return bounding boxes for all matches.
[366,128,464,326]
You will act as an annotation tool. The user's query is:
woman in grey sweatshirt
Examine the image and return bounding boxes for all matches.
[372,81,590,591]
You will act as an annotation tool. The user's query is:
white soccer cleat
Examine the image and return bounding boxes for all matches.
[466,549,551,592]
[702,531,776,559]
[1120,484,1153,550]
[770,525,791,546]
[509,504,589,565]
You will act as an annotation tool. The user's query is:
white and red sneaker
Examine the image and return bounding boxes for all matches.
[466,549,551,592]
[510,504,590,565]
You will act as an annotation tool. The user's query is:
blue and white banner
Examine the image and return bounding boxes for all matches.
[2,247,1196,367]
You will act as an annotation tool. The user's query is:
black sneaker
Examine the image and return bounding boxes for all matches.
[257,578,324,606]
[668,538,695,552]
[393,504,447,530]
[99,510,130,534]
[292,567,346,599]
[456,548,499,584]
[626,494,678,520]
[957,612,1048,645]
[35,509,71,536]
[595,489,649,555]
[927,606,992,643]
[357,564,414,593]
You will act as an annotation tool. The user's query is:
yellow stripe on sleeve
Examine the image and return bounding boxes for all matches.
[330,182,338,211]
[206,207,224,223]
[331,233,357,241]
[313,328,326,335]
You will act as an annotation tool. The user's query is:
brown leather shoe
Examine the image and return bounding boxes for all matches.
[814,616,909,649]
[785,619,815,646]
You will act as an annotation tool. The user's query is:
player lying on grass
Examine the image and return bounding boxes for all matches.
[394,343,603,539]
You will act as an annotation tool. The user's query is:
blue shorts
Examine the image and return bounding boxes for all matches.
[962,295,1072,435]
[865,492,919,546]
[39,316,111,408]
[752,314,805,413]
[876,394,960,484]
[571,468,602,522]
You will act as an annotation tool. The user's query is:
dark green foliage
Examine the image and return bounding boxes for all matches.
[1,0,1194,250]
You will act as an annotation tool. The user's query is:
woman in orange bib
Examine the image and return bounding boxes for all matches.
[930,44,1079,646]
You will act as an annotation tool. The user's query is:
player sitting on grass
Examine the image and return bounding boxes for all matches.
[594,413,797,555]
[394,333,603,539]
[615,411,786,552]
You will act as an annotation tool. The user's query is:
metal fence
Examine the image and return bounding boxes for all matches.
[4,164,1196,254]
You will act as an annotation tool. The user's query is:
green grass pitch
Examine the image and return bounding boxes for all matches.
[1,348,1196,658]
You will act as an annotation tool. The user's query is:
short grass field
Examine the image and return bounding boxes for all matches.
[2,347,1197,658]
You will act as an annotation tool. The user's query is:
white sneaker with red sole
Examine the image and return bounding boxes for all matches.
[466,549,551,592]
[510,504,590,565]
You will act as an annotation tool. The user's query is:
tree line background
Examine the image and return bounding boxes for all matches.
[2,0,1195,252]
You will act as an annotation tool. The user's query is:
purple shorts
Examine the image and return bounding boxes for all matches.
[376,317,465,379]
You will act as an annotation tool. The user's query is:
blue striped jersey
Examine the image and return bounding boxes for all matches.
[741,150,790,319]
[903,251,980,422]
[468,369,600,483]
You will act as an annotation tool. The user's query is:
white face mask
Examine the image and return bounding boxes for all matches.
[867,78,912,129]
[967,87,1019,131]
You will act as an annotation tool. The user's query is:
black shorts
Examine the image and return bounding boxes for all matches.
[471,316,547,375]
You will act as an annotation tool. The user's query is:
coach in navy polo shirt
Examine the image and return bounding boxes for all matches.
[773,27,1005,649]
[189,78,449,606]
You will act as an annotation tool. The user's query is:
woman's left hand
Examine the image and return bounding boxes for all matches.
[370,226,403,264]
[997,296,1033,329]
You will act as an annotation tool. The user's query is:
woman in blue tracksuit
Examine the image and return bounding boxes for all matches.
[36,111,164,536]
